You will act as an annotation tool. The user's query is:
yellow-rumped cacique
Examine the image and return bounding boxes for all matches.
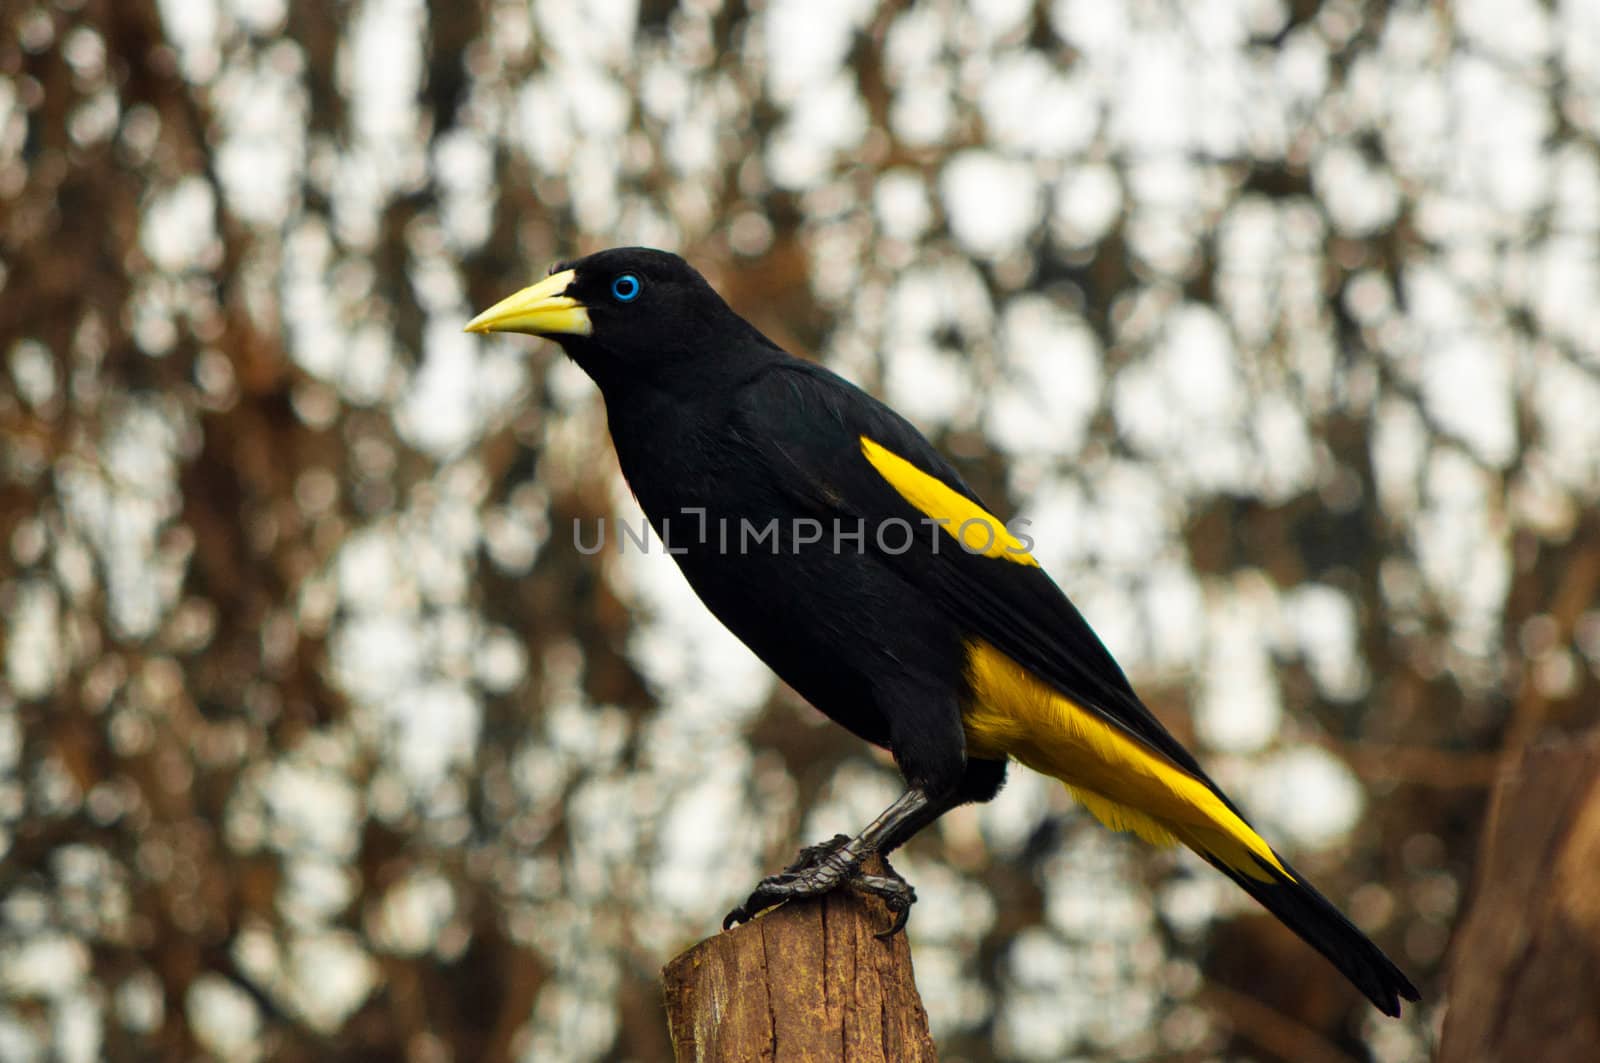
[466,247,1419,1016]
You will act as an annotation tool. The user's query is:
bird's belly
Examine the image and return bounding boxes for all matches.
[660,521,961,743]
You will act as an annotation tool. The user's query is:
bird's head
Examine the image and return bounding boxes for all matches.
[465,247,771,391]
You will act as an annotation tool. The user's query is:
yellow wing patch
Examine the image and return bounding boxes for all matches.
[963,640,1291,882]
[858,437,1038,566]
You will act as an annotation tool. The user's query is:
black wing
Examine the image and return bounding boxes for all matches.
[730,358,1219,787]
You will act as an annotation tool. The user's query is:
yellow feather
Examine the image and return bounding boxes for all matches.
[1068,786,1179,847]
[963,640,1290,882]
[859,437,1039,566]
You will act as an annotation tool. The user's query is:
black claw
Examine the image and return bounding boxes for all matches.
[877,903,912,939]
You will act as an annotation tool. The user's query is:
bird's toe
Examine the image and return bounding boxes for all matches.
[848,857,919,938]
[783,833,853,874]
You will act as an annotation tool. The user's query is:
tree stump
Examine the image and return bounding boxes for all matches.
[1438,731,1600,1062]
[661,856,938,1062]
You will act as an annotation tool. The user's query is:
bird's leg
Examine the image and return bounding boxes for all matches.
[874,790,960,854]
[850,784,992,937]
[723,787,931,934]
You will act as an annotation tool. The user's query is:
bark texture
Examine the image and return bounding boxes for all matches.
[662,858,938,1063]
[1438,732,1600,1063]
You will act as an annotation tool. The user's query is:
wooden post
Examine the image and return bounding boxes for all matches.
[1438,731,1600,1062]
[662,856,938,1062]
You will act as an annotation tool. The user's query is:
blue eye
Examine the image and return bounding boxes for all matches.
[611,273,641,302]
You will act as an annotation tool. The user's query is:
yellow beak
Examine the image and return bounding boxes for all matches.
[464,269,593,336]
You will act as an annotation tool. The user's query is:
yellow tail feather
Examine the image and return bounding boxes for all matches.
[1067,786,1179,847]
[963,640,1290,883]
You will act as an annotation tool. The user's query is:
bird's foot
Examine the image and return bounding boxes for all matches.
[722,834,858,930]
[785,833,853,874]
[722,835,917,936]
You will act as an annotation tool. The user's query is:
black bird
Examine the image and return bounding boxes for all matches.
[466,247,1419,1016]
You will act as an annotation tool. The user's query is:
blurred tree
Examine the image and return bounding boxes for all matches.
[2,0,1598,1060]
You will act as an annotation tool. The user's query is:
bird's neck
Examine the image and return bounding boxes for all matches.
[601,381,717,468]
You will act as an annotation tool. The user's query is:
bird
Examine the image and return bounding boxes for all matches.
[465,246,1420,1017]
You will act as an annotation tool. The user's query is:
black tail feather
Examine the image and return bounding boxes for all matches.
[1206,855,1420,1017]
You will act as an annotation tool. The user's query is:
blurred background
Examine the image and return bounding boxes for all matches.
[3,0,1599,1059]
